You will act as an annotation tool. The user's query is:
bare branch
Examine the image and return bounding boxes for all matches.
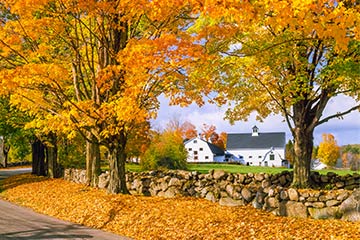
[317,104,360,126]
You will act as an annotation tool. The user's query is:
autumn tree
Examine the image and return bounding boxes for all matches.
[200,124,226,150]
[342,144,360,170]
[180,121,198,141]
[0,0,202,193]
[317,134,340,167]
[189,0,360,187]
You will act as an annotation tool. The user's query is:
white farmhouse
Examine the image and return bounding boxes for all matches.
[226,126,287,167]
[184,137,225,163]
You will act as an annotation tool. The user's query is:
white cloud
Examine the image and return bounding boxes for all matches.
[153,95,360,146]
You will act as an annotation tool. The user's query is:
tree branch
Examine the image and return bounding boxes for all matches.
[316,104,360,126]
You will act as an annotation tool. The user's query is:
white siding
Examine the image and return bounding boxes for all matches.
[185,137,224,163]
[229,148,284,167]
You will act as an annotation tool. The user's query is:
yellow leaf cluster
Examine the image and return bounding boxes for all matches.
[317,133,341,167]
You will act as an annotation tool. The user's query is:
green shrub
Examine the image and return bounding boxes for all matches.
[141,130,187,170]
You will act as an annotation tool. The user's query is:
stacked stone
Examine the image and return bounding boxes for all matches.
[63,168,360,221]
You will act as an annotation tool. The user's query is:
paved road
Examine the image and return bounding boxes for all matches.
[0,168,132,240]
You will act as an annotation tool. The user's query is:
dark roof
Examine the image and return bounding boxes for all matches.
[206,142,225,155]
[227,132,285,149]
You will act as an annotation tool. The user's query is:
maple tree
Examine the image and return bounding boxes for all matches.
[180,121,198,141]
[317,133,340,167]
[200,124,227,150]
[189,0,360,187]
[0,0,203,193]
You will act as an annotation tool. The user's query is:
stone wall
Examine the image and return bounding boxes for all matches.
[64,168,360,222]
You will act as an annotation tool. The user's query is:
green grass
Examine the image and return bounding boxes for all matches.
[125,163,142,172]
[125,163,358,176]
[187,164,289,174]
[317,168,359,176]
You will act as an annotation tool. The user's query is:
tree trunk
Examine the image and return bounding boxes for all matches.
[3,145,10,168]
[86,132,101,187]
[46,133,59,178]
[291,126,314,188]
[107,134,129,194]
[32,137,46,176]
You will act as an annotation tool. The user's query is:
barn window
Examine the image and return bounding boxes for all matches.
[199,148,203,151]
[194,151,198,155]
[193,140,197,143]
[205,156,209,160]
[188,148,192,151]
[270,154,275,160]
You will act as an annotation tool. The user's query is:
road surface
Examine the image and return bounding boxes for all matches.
[0,168,132,240]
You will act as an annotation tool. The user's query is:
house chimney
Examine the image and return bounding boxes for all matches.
[252,125,259,136]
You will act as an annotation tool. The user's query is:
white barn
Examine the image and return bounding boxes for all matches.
[184,137,225,163]
[226,126,287,167]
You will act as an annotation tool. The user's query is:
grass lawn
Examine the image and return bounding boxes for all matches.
[125,163,358,176]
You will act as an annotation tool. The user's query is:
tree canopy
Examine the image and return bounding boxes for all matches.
[187,0,360,187]
[0,0,359,190]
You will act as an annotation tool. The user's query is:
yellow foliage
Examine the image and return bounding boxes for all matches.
[317,133,341,167]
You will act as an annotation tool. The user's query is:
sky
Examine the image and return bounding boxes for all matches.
[152,94,360,146]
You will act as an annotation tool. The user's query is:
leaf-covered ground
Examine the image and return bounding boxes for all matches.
[1,174,359,239]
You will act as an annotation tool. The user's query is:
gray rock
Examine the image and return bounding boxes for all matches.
[205,192,216,202]
[261,179,271,188]
[337,191,350,201]
[213,170,227,180]
[164,187,180,198]
[326,200,340,207]
[241,188,253,202]
[252,199,263,209]
[225,184,234,196]
[280,201,307,218]
[98,173,109,189]
[254,173,265,182]
[308,207,341,219]
[219,197,245,207]
[237,174,246,184]
[280,190,289,200]
[265,197,279,209]
[312,202,326,208]
[288,188,299,201]
[335,181,345,188]
[131,178,142,190]
[255,191,266,205]
[268,188,277,197]
[340,189,360,222]
[227,174,234,182]
[168,177,182,187]
[279,175,287,186]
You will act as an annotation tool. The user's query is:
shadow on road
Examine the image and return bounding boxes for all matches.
[0,222,97,239]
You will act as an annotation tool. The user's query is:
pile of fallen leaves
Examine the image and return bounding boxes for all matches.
[1,174,359,239]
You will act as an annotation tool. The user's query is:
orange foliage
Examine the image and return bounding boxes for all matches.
[1,174,359,239]
[200,124,226,150]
